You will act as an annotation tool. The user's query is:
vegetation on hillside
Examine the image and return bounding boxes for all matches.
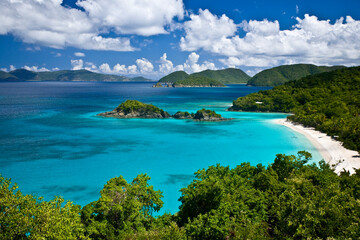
[247,64,345,87]
[157,68,250,85]
[0,69,152,82]
[115,100,170,117]
[2,151,360,239]
[193,108,222,120]
[192,68,250,84]
[230,67,360,151]
[173,75,225,87]
[158,71,189,83]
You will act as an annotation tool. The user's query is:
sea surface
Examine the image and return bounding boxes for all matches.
[0,82,322,214]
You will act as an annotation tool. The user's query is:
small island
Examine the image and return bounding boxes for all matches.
[98,100,230,121]
[97,100,171,119]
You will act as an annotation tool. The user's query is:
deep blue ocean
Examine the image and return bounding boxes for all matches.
[0,82,321,214]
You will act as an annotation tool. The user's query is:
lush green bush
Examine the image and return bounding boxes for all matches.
[115,100,170,117]
[230,67,360,151]
[173,75,225,87]
[2,151,360,239]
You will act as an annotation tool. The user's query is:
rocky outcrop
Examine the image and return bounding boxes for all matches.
[98,100,231,121]
[173,111,194,119]
[193,109,229,121]
[97,100,170,119]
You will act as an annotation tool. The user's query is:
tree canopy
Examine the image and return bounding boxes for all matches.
[230,66,360,151]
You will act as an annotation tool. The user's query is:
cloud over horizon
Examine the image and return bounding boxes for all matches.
[0,0,184,51]
[181,10,360,67]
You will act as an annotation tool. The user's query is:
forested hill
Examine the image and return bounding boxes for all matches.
[158,71,189,83]
[0,69,153,82]
[247,64,345,86]
[158,68,250,85]
[230,66,360,151]
[191,68,250,84]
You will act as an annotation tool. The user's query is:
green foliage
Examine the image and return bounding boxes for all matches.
[81,174,163,239]
[231,66,360,151]
[158,68,250,85]
[115,100,170,118]
[159,71,189,83]
[173,75,225,87]
[193,109,222,120]
[2,151,360,239]
[0,175,86,239]
[248,64,345,87]
[191,68,250,84]
[0,71,18,81]
[0,69,150,82]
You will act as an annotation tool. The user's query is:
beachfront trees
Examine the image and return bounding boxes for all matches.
[0,175,85,239]
[229,67,360,152]
[81,174,163,239]
[2,152,360,239]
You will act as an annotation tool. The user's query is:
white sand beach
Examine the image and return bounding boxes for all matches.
[275,119,360,174]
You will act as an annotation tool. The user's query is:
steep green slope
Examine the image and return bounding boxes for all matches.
[0,71,18,81]
[192,68,250,84]
[9,69,37,80]
[158,71,189,83]
[173,75,225,87]
[230,66,360,151]
[248,64,345,86]
[0,69,150,82]
[34,70,128,81]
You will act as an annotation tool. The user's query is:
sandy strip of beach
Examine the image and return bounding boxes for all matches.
[274,118,360,174]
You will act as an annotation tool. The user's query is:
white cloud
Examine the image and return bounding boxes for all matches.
[78,52,216,78]
[77,0,184,36]
[181,10,360,67]
[180,9,238,56]
[1,68,8,72]
[0,0,186,51]
[296,5,299,15]
[74,52,85,57]
[71,59,84,70]
[10,65,16,71]
[136,58,154,74]
[23,65,50,72]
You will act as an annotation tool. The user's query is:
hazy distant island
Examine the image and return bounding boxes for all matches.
[153,68,250,87]
[98,100,230,121]
[0,69,153,82]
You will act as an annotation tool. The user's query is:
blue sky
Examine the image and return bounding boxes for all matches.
[1,0,360,79]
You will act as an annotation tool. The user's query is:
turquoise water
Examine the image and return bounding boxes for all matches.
[0,82,322,214]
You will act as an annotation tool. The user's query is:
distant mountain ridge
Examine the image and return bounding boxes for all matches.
[158,68,250,86]
[0,69,153,82]
[247,64,345,86]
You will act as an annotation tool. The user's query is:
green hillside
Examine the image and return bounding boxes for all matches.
[248,64,345,86]
[0,71,17,81]
[192,68,250,84]
[0,69,152,82]
[9,69,37,80]
[158,71,188,83]
[230,66,360,151]
[173,75,225,87]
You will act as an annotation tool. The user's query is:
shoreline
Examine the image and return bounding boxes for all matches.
[273,118,360,174]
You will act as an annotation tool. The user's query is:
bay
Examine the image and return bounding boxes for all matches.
[0,82,322,214]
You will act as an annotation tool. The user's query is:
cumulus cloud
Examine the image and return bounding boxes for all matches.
[0,0,184,50]
[77,0,184,36]
[77,52,216,78]
[71,59,84,70]
[74,52,85,57]
[136,58,154,74]
[181,10,360,67]
[23,65,50,72]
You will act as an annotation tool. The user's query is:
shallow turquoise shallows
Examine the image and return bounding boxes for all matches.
[0,82,322,214]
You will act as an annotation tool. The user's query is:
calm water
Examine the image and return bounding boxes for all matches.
[0,82,322,214]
